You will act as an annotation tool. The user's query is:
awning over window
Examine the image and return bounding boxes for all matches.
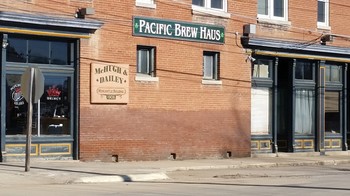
[242,37,350,62]
[0,11,103,38]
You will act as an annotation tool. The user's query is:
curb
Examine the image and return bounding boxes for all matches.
[72,172,169,183]
[165,159,350,171]
[70,159,350,184]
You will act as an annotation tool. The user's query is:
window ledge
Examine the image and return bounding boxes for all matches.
[192,5,231,18]
[135,74,159,82]
[202,79,222,85]
[317,25,331,31]
[257,17,291,26]
[136,2,156,9]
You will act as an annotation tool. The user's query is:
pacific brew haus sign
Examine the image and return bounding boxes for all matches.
[133,16,225,44]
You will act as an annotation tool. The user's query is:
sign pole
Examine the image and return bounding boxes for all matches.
[25,67,34,172]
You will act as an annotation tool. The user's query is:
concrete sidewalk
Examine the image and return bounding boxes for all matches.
[1,152,350,185]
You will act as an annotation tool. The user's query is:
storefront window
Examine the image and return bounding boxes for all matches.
[295,89,315,135]
[51,41,69,65]
[295,61,314,80]
[325,91,340,134]
[6,74,71,136]
[40,75,71,135]
[6,38,27,63]
[251,87,272,135]
[325,65,341,82]
[252,59,272,78]
[6,36,70,66]
[28,40,50,64]
[6,74,27,135]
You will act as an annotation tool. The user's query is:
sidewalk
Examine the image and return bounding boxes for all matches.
[1,151,350,185]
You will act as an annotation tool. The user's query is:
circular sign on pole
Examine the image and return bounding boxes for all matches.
[21,66,45,103]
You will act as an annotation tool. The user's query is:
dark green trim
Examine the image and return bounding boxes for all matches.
[73,39,80,160]
[343,64,348,150]
[318,61,326,154]
[273,57,279,153]
[291,59,296,152]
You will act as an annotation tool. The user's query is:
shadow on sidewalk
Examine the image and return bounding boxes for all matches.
[0,163,134,182]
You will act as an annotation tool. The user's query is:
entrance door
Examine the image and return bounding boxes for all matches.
[277,59,317,152]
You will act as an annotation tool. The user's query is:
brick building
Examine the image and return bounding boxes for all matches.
[0,0,349,162]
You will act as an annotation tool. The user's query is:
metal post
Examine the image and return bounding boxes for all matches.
[25,67,34,172]
[0,34,8,162]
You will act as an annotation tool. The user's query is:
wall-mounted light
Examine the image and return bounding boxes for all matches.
[243,24,256,37]
[246,54,256,62]
[321,34,333,45]
[75,7,95,19]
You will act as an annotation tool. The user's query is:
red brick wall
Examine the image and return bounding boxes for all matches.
[0,1,327,161]
[78,0,252,161]
[4,0,350,161]
[0,0,253,161]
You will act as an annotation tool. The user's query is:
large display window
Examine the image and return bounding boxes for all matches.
[6,74,72,136]
[4,34,75,138]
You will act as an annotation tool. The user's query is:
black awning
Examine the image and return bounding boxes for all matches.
[0,11,103,38]
[242,37,350,57]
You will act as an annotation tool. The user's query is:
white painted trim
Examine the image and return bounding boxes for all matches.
[257,0,288,22]
[135,74,159,82]
[317,25,331,31]
[201,79,222,85]
[317,0,329,27]
[192,5,231,18]
[257,17,291,26]
[136,1,156,9]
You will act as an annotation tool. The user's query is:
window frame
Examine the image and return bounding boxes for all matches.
[192,0,227,12]
[251,56,275,136]
[325,64,342,83]
[294,88,316,136]
[136,45,156,77]
[6,35,72,66]
[257,0,289,22]
[135,0,156,9]
[295,60,316,82]
[317,0,330,28]
[325,90,341,135]
[135,45,159,82]
[252,58,273,79]
[192,0,230,18]
[202,51,219,81]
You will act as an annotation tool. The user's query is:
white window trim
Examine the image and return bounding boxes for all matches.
[203,51,220,82]
[201,79,222,85]
[135,73,159,82]
[317,0,329,28]
[137,45,156,77]
[258,17,291,26]
[192,0,230,18]
[136,0,156,9]
[257,0,289,22]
